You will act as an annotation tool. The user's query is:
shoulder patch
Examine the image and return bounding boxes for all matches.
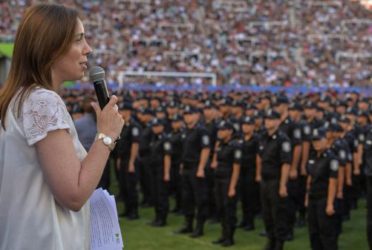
[366,140,372,145]
[304,126,311,135]
[164,142,171,151]
[359,134,365,142]
[282,141,291,153]
[234,150,242,160]
[330,160,339,171]
[294,129,301,139]
[339,150,346,160]
[132,127,139,136]
[202,135,210,145]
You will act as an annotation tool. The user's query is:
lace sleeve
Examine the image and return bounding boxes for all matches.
[21,88,71,146]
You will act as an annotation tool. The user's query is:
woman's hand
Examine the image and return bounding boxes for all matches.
[91,95,124,140]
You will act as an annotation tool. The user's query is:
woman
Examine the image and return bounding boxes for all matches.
[212,120,241,247]
[306,128,339,250]
[0,4,124,250]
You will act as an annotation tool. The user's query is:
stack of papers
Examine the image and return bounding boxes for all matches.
[90,188,124,250]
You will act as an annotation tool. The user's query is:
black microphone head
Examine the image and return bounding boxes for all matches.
[89,66,105,82]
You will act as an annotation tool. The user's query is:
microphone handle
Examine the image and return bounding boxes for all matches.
[93,80,110,109]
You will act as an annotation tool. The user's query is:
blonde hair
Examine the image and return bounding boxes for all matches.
[0,4,79,129]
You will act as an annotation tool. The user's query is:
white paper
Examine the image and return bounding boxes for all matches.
[90,188,124,250]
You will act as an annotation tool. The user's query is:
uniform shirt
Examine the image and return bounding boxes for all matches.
[344,130,358,156]
[230,116,243,139]
[301,118,324,142]
[215,139,242,178]
[138,123,153,159]
[203,120,218,160]
[182,123,210,165]
[149,133,172,168]
[258,130,292,180]
[279,117,302,147]
[330,138,351,167]
[307,150,339,199]
[169,129,184,165]
[114,119,141,159]
[364,129,372,176]
[241,133,259,176]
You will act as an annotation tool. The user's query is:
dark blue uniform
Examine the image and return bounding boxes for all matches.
[239,133,260,230]
[364,129,372,248]
[169,127,185,213]
[149,133,172,226]
[279,117,303,236]
[115,120,141,218]
[214,138,242,245]
[307,150,339,250]
[179,123,210,236]
[259,130,292,246]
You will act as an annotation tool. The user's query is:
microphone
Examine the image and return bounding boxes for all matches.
[89,66,110,109]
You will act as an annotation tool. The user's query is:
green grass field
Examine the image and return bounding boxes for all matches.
[108,167,368,250]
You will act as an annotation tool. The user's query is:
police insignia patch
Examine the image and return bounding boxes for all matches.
[235,150,242,159]
[294,129,301,139]
[304,126,311,135]
[202,135,210,145]
[339,150,346,160]
[330,160,339,171]
[282,142,291,153]
[234,124,240,131]
[164,142,171,151]
[309,160,315,164]
[132,127,139,136]
[367,140,372,145]
[359,134,365,142]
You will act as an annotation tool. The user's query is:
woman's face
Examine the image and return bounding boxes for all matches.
[52,18,91,87]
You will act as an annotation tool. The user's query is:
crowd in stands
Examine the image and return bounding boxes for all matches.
[0,0,371,87]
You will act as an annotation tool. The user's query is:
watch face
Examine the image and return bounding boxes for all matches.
[103,136,113,145]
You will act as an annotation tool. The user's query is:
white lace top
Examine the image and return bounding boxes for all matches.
[0,88,90,250]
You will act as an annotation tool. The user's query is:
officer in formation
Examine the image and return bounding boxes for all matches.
[148,118,172,227]
[85,89,372,249]
[306,128,339,250]
[212,120,242,247]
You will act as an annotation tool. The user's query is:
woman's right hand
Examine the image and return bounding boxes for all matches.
[91,95,124,140]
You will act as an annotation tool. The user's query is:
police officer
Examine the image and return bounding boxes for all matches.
[176,105,210,238]
[275,95,303,240]
[257,109,292,250]
[327,122,350,236]
[365,124,372,248]
[306,128,339,250]
[212,121,242,247]
[136,108,155,207]
[202,100,219,222]
[289,102,307,227]
[339,115,356,221]
[148,118,172,227]
[115,102,141,219]
[169,114,185,214]
[238,116,260,231]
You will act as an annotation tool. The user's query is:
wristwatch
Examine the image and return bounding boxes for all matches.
[95,133,116,151]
